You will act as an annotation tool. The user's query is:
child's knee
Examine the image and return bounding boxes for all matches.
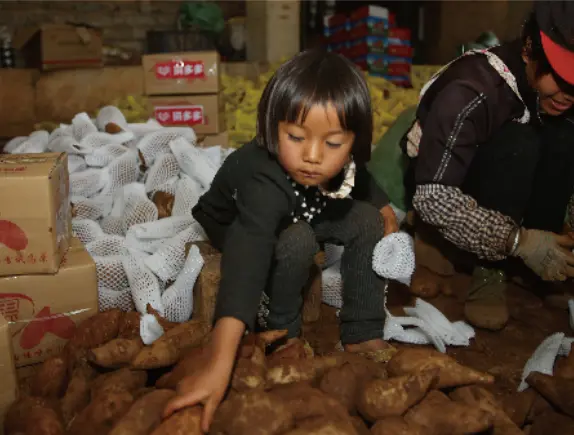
[353,202,385,241]
[275,221,319,264]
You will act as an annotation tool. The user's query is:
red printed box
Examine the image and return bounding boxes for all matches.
[149,94,224,135]
[143,51,220,96]
[0,238,98,368]
[0,153,71,276]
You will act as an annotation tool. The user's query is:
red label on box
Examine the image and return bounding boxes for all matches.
[154,60,206,80]
[154,105,205,126]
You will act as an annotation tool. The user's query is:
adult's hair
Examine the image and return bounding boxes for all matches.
[256,49,373,164]
[522,10,552,77]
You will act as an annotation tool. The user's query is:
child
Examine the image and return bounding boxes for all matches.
[164,49,397,431]
[404,0,574,331]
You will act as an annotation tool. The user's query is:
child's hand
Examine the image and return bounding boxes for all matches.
[380,204,399,236]
[163,359,232,432]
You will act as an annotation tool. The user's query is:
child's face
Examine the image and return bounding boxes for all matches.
[277,103,354,187]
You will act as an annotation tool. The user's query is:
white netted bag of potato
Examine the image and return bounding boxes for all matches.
[71,195,112,220]
[99,286,135,312]
[145,152,180,193]
[93,255,129,291]
[70,168,106,198]
[170,137,218,189]
[321,261,343,309]
[144,224,206,283]
[11,131,49,154]
[124,253,164,316]
[48,135,92,155]
[137,127,197,167]
[172,174,202,216]
[85,234,127,257]
[122,183,158,229]
[96,105,130,131]
[151,175,179,197]
[132,216,196,240]
[68,155,87,174]
[162,244,205,322]
[99,149,140,197]
[85,144,129,168]
[80,131,134,150]
[72,112,98,140]
[126,119,164,139]
[3,136,28,153]
[72,218,105,245]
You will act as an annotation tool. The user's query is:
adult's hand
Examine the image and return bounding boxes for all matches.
[513,228,574,281]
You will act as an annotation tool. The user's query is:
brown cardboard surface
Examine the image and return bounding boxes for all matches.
[148,94,224,135]
[0,69,38,133]
[0,237,98,367]
[0,315,18,435]
[143,51,220,96]
[15,24,103,71]
[0,153,71,275]
[198,131,229,148]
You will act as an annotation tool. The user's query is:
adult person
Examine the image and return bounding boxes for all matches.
[403,0,574,331]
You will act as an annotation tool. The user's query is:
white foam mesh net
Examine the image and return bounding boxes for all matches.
[8,106,235,322]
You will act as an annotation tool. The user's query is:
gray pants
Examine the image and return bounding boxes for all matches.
[264,200,386,345]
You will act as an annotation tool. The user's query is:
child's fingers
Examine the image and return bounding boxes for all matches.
[162,391,204,419]
[201,397,219,433]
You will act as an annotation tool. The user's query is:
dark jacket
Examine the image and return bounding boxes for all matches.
[192,139,388,329]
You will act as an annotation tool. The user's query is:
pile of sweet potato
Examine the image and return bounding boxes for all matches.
[9,307,572,435]
[499,344,574,435]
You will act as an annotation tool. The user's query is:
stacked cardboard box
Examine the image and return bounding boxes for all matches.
[0,153,98,369]
[142,51,227,147]
[325,5,413,87]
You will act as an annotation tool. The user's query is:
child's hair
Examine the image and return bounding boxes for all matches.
[256,49,373,164]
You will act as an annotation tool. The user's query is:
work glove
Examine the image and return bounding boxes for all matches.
[513,228,574,281]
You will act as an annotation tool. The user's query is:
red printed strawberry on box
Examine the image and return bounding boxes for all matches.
[0,153,71,276]
[0,238,98,367]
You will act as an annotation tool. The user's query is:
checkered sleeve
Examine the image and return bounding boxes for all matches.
[413,184,518,261]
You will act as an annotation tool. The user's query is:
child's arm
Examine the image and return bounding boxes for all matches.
[163,317,245,432]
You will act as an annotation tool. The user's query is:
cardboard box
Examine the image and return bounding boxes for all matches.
[0,315,18,435]
[0,153,71,276]
[14,24,103,71]
[0,238,98,367]
[149,94,224,135]
[143,51,220,96]
[246,0,300,63]
[198,131,229,148]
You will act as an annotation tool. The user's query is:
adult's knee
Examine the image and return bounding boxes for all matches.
[275,221,319,264]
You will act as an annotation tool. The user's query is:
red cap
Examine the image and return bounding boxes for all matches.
[540,30,574,85]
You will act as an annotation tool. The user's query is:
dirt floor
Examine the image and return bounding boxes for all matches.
[303,268,572,398]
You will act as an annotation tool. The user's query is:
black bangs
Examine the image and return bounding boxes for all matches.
[257,49,373,164]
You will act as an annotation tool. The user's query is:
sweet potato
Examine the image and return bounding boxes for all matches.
[30,356,68,398]
[449,386,523,435]
[526,371,574,418]
[118,312,141,339]
[350,416,370,435]
[68,389,134,435]
[91,369,148,399]
[319,362,359,414]
[371,417,424,435]
[266,356,343,388]
[269,383,349,422]
[283,417,358,435]
[61,362,97,426]
[210,390,294,435]
[530,411,574,435]
[526,393,554,424]
[356,369,437,422]
[131,319,211,369]
[155,345,210,389]
[232,341,267,392]
[109,389,176,435]
[90,338,144,368]
[65,309,123,355]
[152,191,175,219]
[404,390,494,435]
[150,406,202,435]
[501,389,537,427]
[554,344,574,380]
[4,396,64,435]
[329,352,387,382]
[387,348,494,388]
